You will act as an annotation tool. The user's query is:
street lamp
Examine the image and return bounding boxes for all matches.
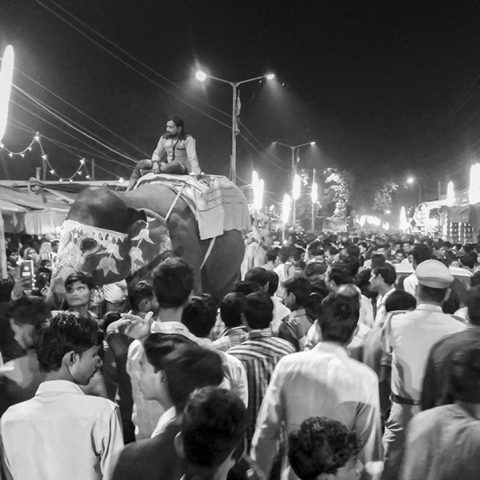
[406,175,422,203]
[311,168,318,232]
[196,69,275,184]
[274,141,316,178]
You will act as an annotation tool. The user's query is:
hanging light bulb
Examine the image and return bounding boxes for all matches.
[41,154,47,160]
[34,133,40,142]
[85,175,91,179]
[50,169,55,175]
[80,158,85,164]
[8,152,13,158]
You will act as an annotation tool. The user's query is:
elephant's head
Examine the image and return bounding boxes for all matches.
[51,187,171,296]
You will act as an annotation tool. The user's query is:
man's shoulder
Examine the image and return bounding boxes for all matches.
[1,396,36,423]
[430,328,480,356]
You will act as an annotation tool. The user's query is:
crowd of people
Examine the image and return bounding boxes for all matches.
[1,228,480,480]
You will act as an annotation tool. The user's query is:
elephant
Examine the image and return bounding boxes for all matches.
[50,180,248,302]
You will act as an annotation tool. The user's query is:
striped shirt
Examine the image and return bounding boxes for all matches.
[227,329,295,445]
[213,326,249,352]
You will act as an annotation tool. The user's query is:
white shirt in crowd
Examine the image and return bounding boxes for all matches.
[0,380,124,480]
[251,342,383,480]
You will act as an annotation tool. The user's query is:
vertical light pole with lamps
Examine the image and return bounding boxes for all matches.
[406,176,423,204]
[195,70,275,185]
[274,141,316,225]
[311,168,318,232]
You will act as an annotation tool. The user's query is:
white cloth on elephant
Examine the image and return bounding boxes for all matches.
[150,321,248,406]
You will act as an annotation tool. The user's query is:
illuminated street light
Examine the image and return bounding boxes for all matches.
[252,170,264,211]
[0,45,14,143]
[400,206,408,232]
[195,69,275,184]
[282,194,292,225]
[406,175,422,203]
[407,176,414,185]
[310,141,316,146]
[446,181,455,207]
[469,164,480,204]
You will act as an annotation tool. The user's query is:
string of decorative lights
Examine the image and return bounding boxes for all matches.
[1,130,92,182]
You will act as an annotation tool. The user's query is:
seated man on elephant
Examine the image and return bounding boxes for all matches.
[128,115,201,190]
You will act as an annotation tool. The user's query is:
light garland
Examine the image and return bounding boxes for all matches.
[1,130,129,184]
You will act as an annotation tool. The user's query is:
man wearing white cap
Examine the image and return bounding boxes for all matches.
[380,259,466,480]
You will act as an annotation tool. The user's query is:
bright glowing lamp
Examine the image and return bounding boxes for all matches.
[292,174,301,200]
[407,176,414,185]
[310,141,316,146]
[311,181,318,204]
[469,164,480,204]
[446,181,455,207]
[195,70,207,82]
[252,170,264,211]
[0,45,14,142]
[400,206,408,232]
[282,194,292,225]
[265,73,275,80]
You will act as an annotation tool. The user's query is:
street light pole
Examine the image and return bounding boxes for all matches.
[275,140,316,226]
[196,71,275,185]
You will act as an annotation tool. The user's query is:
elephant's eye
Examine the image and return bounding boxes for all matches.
[80,238,98,252]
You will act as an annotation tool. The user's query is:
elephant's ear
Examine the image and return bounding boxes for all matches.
[127,210,172,274]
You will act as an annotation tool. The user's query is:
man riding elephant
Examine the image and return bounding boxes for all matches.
[128,115,201,191]
[51,179,248,304]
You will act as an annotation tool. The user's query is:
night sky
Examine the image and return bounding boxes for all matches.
[2,0,480,210]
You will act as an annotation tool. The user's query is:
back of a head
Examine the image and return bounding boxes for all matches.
[318,294,359,344]
[7,296,51,326]
[153,342,224,410]
[265,249,278,263]
[244,292,273,330]
[36,312,102,373]
[284,276,312,308]
[181,386,247,470]
[451,347,480,403]
[182,294,218,338]
[220,292,245,328]
[245,267,269,288]
[144,332,193,371]
[460,252,477,270]
[373,263,396,286]
[128,281,153,312]
[412,244,432,267]
[288,416,360,480]
[340,256,360,277]
[466,286,480,326]
[266,270,279,296]
[346,244,360,258]
[233,280,261,295]
[385,290,416,312]
[329,265,353,287]
[153,257,193,309]
[471,271,480,287]
[370,254,386,270]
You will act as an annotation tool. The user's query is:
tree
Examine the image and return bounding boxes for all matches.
[372,181,398,214]
[323,168,354,219]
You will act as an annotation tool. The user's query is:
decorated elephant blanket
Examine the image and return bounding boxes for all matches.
[136,173,250,240]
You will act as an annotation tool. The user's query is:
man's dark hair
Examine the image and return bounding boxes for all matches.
[266,249,278,263]
[284,276,312,308]
[370,254,386,269]
[308,240,324,258]
[144,332,193,371]
[329,265,353,286]
[471,271,480,287]
[460,252,477,270]
[412,244,432,266]
[64,271,94,291]
[181,387,247,468]
[128,281,153,312]
[182,294,218,338]
[418,284,448,304]
[466,286,480,325]
[243,292,273,330]
[162,344,224,410]
[318,294,359,344]
[385,290,416,312]
[288,416,360,479]
[245,267,269,288]
[219,292,245,328]
[346,244,360,258]
[167,114,187,139]
[152,257,193,308]
[304,262,327,278]
[36,312,103,373]
[233,280,261,295]
[373,263,396,286]
[340,256,360,277]
[7,296,51,326]
[450,347,480,403]
[266,270,279,296]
